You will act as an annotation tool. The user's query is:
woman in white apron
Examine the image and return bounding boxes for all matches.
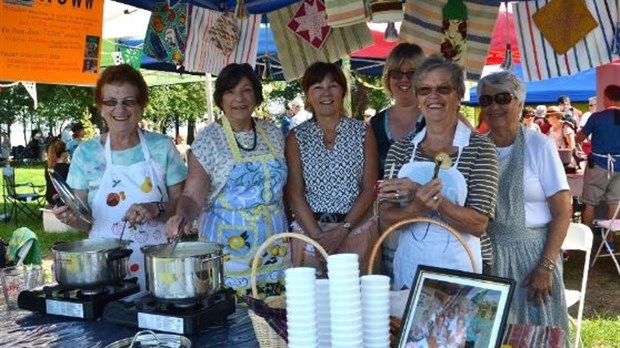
[378,57,499,290]
[54,64,187,289]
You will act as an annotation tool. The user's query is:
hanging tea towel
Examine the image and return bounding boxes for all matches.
[185,7,260,74]
[208,12,240,55]
[400,0,498,80]
[513,0,619,81]
[7,227,41,265]
[325,0,367,28]
[268,1,373,81]
[369,0,403,23]
[143,0,189,66]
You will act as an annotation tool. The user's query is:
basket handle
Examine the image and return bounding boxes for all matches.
[367,217,478,274]
[251,232,329,298]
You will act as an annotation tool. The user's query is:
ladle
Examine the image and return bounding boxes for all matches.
[433,152,452,179]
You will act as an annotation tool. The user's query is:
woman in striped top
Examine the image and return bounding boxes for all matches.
[378,56,499,290]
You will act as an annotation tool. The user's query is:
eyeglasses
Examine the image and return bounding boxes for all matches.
[523,113,534,118]
[388,70,415,80]
[101,98,139,107]
[589,103,596,107]
[479,92,515,107]
[415,85,455,96]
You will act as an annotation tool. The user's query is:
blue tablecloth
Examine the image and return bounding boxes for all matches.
[0,306,259,348]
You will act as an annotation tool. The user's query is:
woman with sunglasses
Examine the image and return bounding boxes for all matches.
[478,71,570,344]
[379,56,499,290]
[521,106,541,132]
[53,64,188,288]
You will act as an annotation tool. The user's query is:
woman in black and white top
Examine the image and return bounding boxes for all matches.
[286,62,379,273]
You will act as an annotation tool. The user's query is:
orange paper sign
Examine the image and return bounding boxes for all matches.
[0,0,104,86]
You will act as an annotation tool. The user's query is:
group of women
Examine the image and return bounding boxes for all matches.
[53,42,571,345]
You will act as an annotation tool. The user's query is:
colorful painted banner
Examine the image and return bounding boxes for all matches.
[0,0,104,86]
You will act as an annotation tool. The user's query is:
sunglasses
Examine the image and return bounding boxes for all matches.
[102,98,139,107]
[589,103,596,107]
[479,92,515,107]
[388,70,415,80]
[523,113,534,118]
[416,85,455,96]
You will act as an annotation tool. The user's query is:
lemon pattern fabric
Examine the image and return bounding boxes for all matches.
[195,117,290,298]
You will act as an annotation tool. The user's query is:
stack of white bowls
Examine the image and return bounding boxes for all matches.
[315,278,331,347]
[285,267,318,348]
[327,254,363,347]
[360,275,391,348]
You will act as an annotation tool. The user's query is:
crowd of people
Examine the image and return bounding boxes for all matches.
[45,45,619,346]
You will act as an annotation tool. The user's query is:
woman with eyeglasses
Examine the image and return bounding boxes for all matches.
[478,71,570,345]
[521,106,541,132]
[52,64,188,288]
[379,56,499,290]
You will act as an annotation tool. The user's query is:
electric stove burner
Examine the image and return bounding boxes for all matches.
[17,278,140,320]
[103,287,236,335]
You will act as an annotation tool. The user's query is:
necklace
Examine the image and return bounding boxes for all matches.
[234,119,257,152]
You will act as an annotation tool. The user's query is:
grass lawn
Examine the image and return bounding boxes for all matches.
[1,164,619,346]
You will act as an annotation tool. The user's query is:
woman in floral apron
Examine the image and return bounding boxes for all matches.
[166,63,289,298]
[378,57,499,290]
[54,64,187,289]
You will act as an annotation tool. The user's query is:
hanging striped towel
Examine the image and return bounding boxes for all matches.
[400,0,498,80]
[325,0,367,28]
[184,7,260,74]
[370,0,403,23]
[513,0,619,81]
[268,2,373,81]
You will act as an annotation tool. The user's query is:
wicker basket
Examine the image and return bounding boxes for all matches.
[248,232,329,348]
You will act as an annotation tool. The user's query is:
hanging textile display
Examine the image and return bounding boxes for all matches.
[369,0,403,23]
[513,0,619,81]
[184,8,260,74]
[143,0,189,66]
[287,0,332,50]
[324,0,366,28]
[268,0,373,81]
[400,0,499,80]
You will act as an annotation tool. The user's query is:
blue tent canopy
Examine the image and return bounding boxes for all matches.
[468,64,596,104]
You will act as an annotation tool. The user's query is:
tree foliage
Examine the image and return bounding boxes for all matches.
[35,84,93,136]
[146,82,206,135]
[0,83,34,143]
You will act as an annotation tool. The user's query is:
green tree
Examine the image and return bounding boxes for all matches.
[0,83,34,143]
[35,84,93,136]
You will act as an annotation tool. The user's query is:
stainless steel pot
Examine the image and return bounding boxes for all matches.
[52,238,132,289]
[104,330,191,348]
[141,242,223,301]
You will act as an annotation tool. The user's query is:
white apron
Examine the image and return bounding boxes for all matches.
[394,121,482,290]
[90,131,168,289]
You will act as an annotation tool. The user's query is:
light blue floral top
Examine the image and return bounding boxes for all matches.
[67,130,187,206]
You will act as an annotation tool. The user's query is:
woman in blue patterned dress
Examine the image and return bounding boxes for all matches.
[166,63,289,298]
[286,62,379,273]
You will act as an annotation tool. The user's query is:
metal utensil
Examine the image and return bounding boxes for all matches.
[168,218,187,257]
[118,220,128,243]
[432,152,452,179]
[48,169,93,224]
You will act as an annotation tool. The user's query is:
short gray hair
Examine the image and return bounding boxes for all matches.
[413,56,466,99]
[477,71,526,106]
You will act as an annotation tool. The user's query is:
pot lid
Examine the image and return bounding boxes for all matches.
[49,169,93,224]
[143,242,222,258]
[104,330,191,348]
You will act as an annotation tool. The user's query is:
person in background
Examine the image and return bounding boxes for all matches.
[44,140,70,206]
[60,125,72,144]
[175,135,190,162]
[280,104,294,136]
[521,106,540,132]
[378,56,499,290]
[546,106,575,151]
[26,129,45,161]
[286,62,378,274]
[288,97,312,130]
[363,108,376,123]
[558,95,582,125]
[0,132,11,163]
[578,96,597,155]
[53,64,187,289]
[534,105,549,134]
[66,122,85,157]
[576,84,620,249]
[479,71,570,346]
[165,63,290,298]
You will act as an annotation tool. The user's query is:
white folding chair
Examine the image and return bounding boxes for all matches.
[590,204,620,276]
[563,223,593,348]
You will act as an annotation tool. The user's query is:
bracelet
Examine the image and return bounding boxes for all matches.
[538,261,556,272]
[541,255,556,265]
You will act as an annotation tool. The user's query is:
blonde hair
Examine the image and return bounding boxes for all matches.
[381,43,426,97]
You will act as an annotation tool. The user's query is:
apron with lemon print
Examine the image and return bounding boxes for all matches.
[199,120,290,298]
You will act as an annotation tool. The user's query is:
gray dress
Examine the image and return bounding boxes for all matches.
[487,126,569,347]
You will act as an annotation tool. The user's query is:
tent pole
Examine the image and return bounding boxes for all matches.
[205,73,214,122]
[342,56,352,117]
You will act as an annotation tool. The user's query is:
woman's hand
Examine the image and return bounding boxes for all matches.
[165,215,190,240]
[377,178,419,203]
[315,225,348,254]
[524,266,554,304]
[52,204,75,225]
[124,203,158,224]
[410,179,443,213]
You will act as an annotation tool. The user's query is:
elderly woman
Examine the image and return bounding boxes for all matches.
[53,64,187,288]
[479,71,570,344]
[166,63,289,298]
[379,56,499,290]
[286,62,378,273]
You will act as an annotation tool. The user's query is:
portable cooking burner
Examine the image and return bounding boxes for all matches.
[17,278,140,320]
[102,287,236,335]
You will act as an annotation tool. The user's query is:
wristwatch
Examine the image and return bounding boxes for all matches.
[154,202,166,217]
[342,221,352,233]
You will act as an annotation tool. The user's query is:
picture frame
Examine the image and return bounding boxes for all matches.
[397,266,515,348]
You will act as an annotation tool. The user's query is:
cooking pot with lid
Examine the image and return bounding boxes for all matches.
[141,241,224,302]
[104,330,191,348]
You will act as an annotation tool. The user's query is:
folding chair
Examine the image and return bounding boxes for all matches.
[1,166,45,225]
[562,223,593,348]
[590,203,620,275]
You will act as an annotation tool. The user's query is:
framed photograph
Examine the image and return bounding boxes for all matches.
[397,266,515,348]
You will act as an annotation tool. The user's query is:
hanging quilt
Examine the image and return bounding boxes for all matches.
[513,0,619,81]
[324,0,367,28]
[184,7,260,75]
[400,0,499,80]
[143,0,189,66]
[287,0,332,50]
[268,1,373,81]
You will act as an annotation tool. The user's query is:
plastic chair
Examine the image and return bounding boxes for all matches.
[590,203,620,276]
[1,166,45,225]
[562,223,593,348]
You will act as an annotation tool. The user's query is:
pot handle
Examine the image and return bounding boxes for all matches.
[108,248,133,261]
[129,330,161,348]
